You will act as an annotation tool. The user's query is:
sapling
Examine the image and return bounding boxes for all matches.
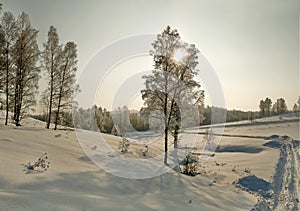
[180,152,200,176]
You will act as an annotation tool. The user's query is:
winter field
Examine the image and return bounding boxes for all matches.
[0,111,299,210]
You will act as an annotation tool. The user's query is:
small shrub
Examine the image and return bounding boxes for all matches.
[244,167,252,174]
[142,145,149,157]
[119,137,130,153]
[24,153,50,172]
[180,152,200,176]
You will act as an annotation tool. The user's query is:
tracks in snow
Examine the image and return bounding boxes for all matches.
[272,137,299,211]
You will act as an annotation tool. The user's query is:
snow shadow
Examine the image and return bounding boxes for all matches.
[216,145,265,154]
[235,175,272,199]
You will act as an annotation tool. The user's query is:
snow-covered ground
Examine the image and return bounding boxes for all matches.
[0,112,299,210]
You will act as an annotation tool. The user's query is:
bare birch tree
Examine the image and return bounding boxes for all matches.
[12,12,40,126]
[53,42,78,130]
[141,26,204,165]
[41,26,62,129]
[0,11,17,125]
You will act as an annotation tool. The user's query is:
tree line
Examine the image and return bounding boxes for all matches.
[49,105,149,134]
[0,10,78,129]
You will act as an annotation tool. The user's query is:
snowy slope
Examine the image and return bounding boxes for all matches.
[0,113,298,210]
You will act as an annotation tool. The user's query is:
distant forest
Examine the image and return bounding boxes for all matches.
[31,95,300,135]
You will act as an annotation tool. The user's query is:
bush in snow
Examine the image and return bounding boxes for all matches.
[24,152,50,172]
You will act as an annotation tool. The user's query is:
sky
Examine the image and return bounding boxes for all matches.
[3,0,299,111]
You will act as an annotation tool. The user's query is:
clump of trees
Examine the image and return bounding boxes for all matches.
[72,105,149,134]
[202,106,258,125]
[73,105,114,133]
[41,26,78,130]
[0,11,40,126]
[259,97,272,117]
[258,97,288,117]
[111,106,149,135]
[0,8,78,128]
[272,98,287,115]
[128,111,149,131]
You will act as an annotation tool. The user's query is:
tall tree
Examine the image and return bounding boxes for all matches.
[12,12,40,126]
[41,26,62,129]
[264,97,272,116]
[53,42,77,130]
[141,26,204,164]
[0,11,17,125]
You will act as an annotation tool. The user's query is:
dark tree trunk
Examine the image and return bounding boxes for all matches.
[46,54,54,129]
[5,43,9,125]
[164,125,168,165]
[174,107,180,149]
[54,57,68,130]
[174,127,178,149]
[14,46,25,127]
[164,71,169,165]
[54,82,63,130]
[54,103,60,130]
[15,71,23,126]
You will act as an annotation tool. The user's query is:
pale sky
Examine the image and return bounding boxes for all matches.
[3,0,299,111]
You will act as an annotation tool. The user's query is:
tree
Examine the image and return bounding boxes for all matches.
[259,100,265,117]
[72,105,114,133]
[264,98,272,116]
[272,98,287,115]
[111,106,134,134]
[53,42,77,130]
[93,105,111,133]
[41,26,62,129]
[141,26,204,164]
[259,97,272,117]
[129,111,149,131]
[0,11,17,125]
[100,108,113,133]
[12,12,40,126]
[292,96,300,116]
[248,111,255,122]
[293,103,298,116]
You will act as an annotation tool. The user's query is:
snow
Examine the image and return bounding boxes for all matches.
[0,112,299,210]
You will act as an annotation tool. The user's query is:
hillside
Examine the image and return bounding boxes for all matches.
[0,113,299,210]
